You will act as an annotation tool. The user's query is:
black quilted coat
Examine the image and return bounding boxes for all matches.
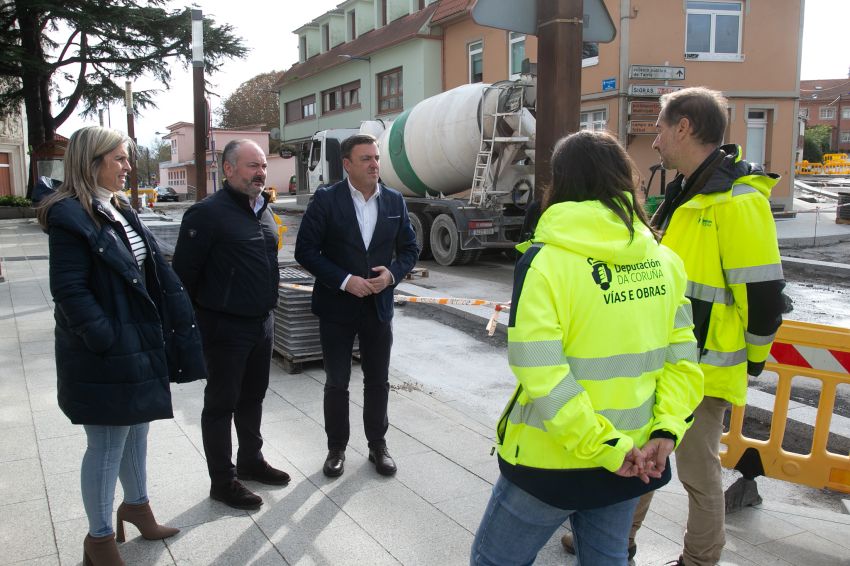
[45,195,206,425]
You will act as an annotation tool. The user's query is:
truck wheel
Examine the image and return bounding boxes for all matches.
[430,213,464,266]
[408,212,433,260]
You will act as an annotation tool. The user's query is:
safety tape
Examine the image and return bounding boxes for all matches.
[279,283,511,336]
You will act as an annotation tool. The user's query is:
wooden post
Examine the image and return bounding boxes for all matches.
[534,0,583,200]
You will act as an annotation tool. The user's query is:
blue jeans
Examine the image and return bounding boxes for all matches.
[81,423,149,537]
[471,475,640,566]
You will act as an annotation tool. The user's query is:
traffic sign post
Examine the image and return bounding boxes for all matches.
[472,0,616,41]
[629,65,686,80]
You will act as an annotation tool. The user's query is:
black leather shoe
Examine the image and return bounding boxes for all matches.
[323,449,345,477]
[237,460,291,486]
[368,447,397,476]
[210,479,263,510]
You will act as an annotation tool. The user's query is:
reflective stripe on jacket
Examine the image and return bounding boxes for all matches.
[498,200,703,475]
[661,151,783,406]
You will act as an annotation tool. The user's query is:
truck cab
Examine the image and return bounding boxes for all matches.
[303,129,359,193]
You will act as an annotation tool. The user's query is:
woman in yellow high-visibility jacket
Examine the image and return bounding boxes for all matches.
[470,131,704,566]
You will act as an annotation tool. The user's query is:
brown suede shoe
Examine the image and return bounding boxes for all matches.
[83,533,125,566]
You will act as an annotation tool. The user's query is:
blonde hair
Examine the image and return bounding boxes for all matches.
[37,126,136,228]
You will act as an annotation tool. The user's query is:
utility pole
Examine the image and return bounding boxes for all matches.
[125,81,140,209]
[192,9,207,200]
[534,0,583,199]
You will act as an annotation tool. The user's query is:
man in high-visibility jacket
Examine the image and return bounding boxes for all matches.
[636,87,786,565]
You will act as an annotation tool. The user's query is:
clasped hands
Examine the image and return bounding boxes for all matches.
[344,266,393,298]
[614,438,675,484]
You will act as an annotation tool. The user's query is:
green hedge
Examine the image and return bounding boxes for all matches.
[0,195,32,207]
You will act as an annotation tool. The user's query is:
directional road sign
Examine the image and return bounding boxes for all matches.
[628,120,658,135]
[628,100,662,115]
[472,0,616,42]
[629,65,686,80]
[628,84,684,97]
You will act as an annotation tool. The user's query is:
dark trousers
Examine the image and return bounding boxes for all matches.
[319,301,392,451]
[196,308,273,485]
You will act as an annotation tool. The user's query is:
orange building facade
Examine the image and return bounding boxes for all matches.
[432,0,804,210]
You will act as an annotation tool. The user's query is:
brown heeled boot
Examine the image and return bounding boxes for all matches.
[83,533,125,566]
[115,501,179,542]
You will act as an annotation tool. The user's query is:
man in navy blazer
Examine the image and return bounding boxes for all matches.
[295,134,418,478]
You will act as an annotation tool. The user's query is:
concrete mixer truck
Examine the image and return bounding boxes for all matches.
[294,79,537,266]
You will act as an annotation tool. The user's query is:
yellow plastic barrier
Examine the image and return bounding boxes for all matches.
[720,320,850,493]
[272,212,287,250]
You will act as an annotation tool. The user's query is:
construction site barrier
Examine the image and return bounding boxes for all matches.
[720,320,850,493]
[279,283,511,335]
[796,153,850,176]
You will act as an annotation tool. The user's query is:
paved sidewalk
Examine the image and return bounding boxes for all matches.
[2,218,850,566]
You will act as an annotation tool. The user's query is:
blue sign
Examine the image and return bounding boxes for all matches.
[602,78,616,92]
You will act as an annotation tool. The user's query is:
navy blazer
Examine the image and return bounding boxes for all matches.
[295,180,418,323]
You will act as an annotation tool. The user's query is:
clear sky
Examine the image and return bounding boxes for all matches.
[56,0,850,149]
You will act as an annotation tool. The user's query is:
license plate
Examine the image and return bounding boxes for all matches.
[470,228,496,236]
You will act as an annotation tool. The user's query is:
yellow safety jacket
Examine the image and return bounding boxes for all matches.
[498,199,703,503]
[656,145,784,406]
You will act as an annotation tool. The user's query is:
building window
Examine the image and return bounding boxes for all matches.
[285,95,316,123]
[745,109,768,167]
[685,1,743,60]
[800,107,809,118]
[820,106,836,120]
[377,67,403,114]
[843,107,850,120]
[299,36,307,62]
[580,109,607,132]
[348,11,356,40]
[509,33,526,79]
[322,24,330,52]
[582,43,599,67]
[840,131,850,143]
[322,81,361,114]
[468,41,483,83]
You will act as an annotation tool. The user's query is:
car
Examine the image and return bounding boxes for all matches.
[288,175,297,195]
[155,186,179,202]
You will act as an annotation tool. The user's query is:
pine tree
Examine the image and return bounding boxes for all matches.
[0,0,247,189]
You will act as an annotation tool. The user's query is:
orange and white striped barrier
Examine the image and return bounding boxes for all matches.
[279,283,511,335]
[721,320,850,493]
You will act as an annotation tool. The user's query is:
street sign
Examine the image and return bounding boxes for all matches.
[629,100,662,115]
[629,65,686,80]
[471,0,616,42]
[628,120,658,135]
[602,78,616,91]
[628,84,684,97]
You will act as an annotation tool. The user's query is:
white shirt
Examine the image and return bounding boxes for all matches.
[340,180,387,291]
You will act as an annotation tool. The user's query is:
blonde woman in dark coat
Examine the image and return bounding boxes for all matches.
[38,126,206,566]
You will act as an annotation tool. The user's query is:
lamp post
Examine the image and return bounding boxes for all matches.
[191,9,207,200]
[125,81,140,209]
[338,54,372,118]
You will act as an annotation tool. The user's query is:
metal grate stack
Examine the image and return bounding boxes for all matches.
[273,263,358,374]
